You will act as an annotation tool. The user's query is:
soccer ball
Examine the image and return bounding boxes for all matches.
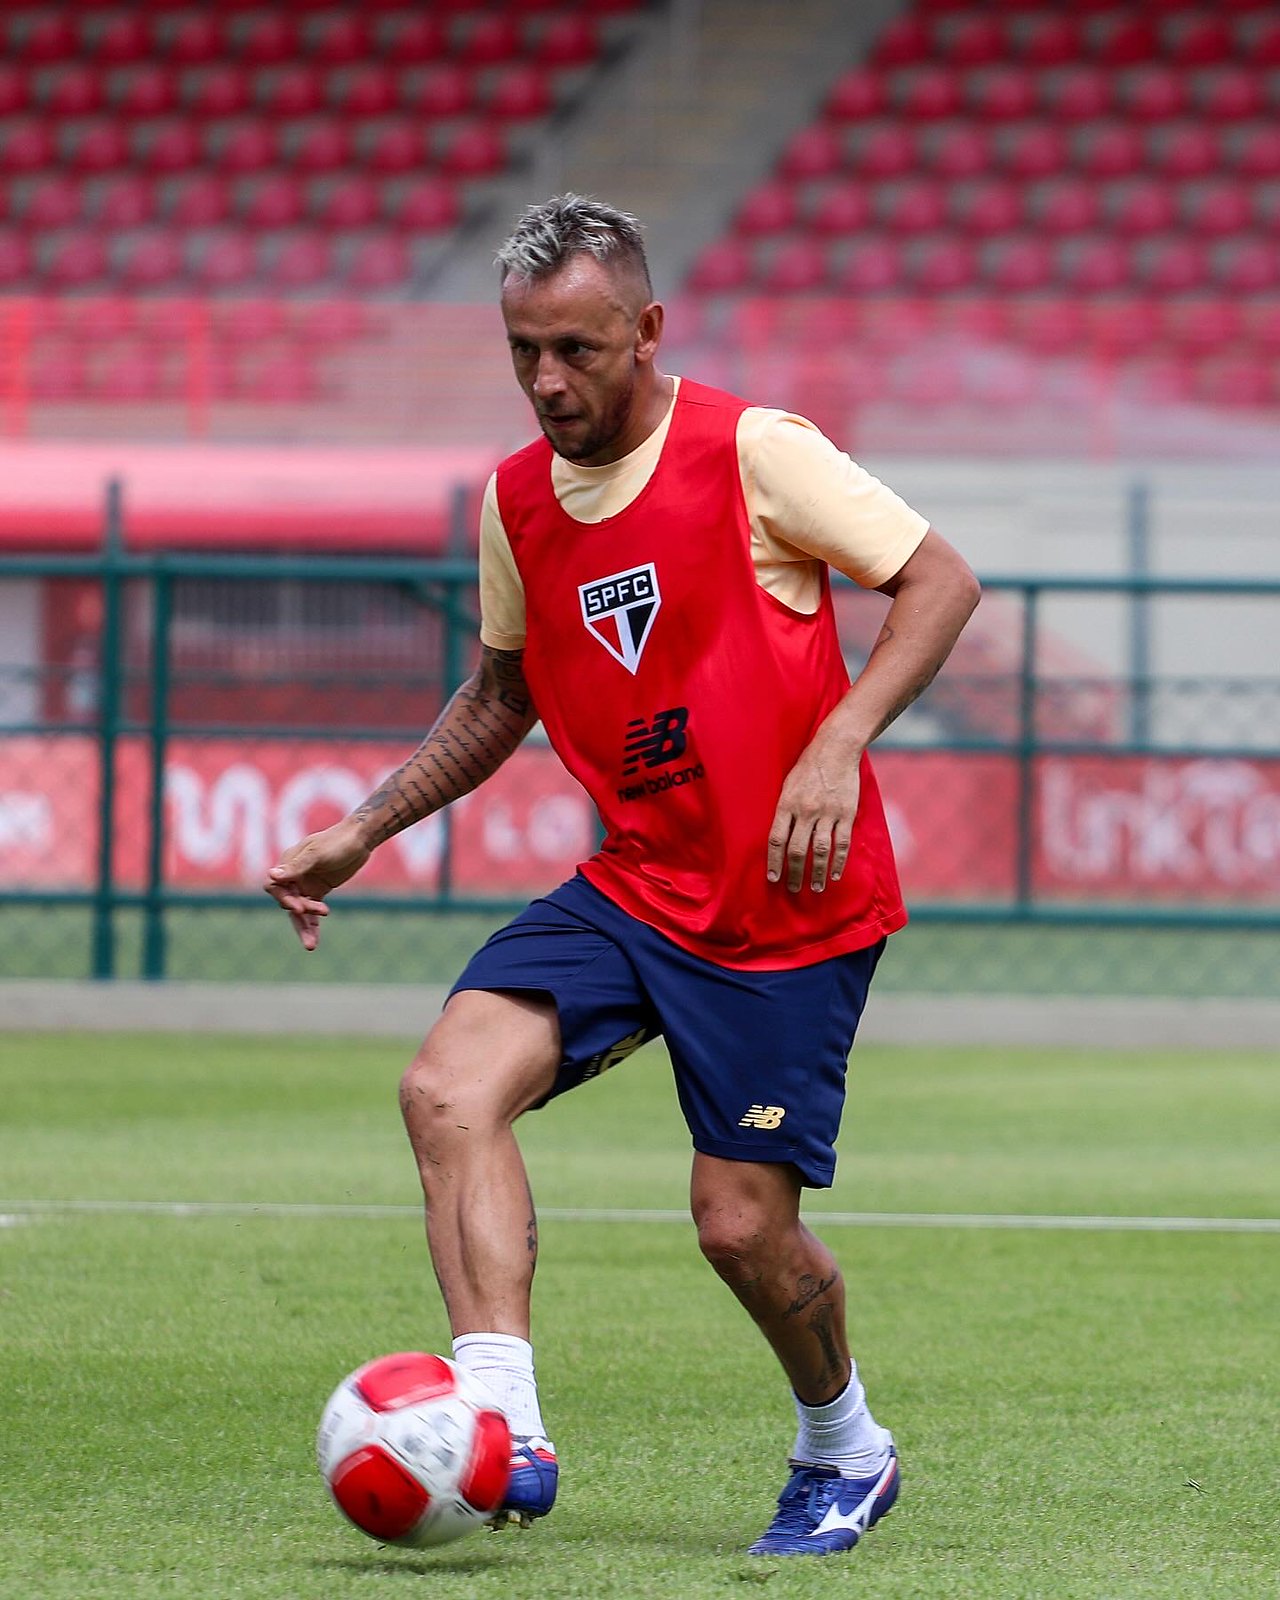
[317,1352,512,1548]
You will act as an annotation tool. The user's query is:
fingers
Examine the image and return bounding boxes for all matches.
[265,865,329,951]
[766,811,855,894]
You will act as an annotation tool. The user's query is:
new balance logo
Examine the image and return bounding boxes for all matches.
[622,707,689,775]
[739,1104,786,1129]
[579,563,661,674]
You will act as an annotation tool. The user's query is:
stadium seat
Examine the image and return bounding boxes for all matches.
[834,239,902,293]
[1161,298,1242,353]
[1150,124,1219,179]
[778,125,843,181]
[118,231,184,289]
[361,122,427,174]
[1089,14,1158,66]
[389,176,460,232]
[1085,296,1163,357]
[1244,301,1280,354]
[114,65,179,119]
[1213,239,1279,293]
[1107,179,1176,236]
[235,15,298,66]
[1013,296,1088,355]
[313,174,380,229]
[687,238,752,294]
[239,349,319,401]
[241,174,306,228]
[45,65,104,117]
[486,64,553,121]
[1182,180,1252,237]
[0,232,31,285]
[46,231,110,288]
[19,15,77,64]
[947,15,1006,66]
[67,121,130,173]
[1249,18,1280,66]
[1192,67,1264,122]
[90,13,151,65]
[985,236,1054,292]
[1000,125,1068,179]
[307,13,370,64]
[288,121,350,173]
[437,122,505,177]
[734,181,798,236]
[403,63,475,118]
[966,65,1036,121]
[331,64,398,118]
[951,177,1020,235]
[138,120,202,174]
[1060,237,1131,293]
[186,66,251,119]
[163,15,225,67]
[25,176,83,229]
[1019,15,1081,67]
[942,298,1008,343]
[825,67,885,121]
[344,234,411,289]
[1,122,55,173]
[1039,66,1112,122]
[269,235,332,289]
[211,120,276,173]
[258,65,325,118]
[894,66,962,120]
[1165,14,1232,66]
[289,300,368,345]
[923,125,992,178]
[375,14,447,63]
[912,237,976,292]
[1074,124,1144,178]
[1137,239,1208,294]
[166,174,231,226]
[96,174,156,228]
[856,299,931,349]
[1030,176,1101,234]
[192,232,256,289]
[30,348,88,401]
[457,15,521,64]
[872,16,930,67]
[853,125,917,178]
[1118,65,1188,121]
[807,180,871,235]
[535,16,599,67]
[1233,127,1280,179]
[880,178,947,233]
[95,345,167,402]
[0,64,27,116]
[214,299,286,344]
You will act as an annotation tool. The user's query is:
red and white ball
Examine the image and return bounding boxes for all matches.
[317,1352,511,1548]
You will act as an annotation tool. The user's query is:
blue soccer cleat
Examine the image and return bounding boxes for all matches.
[747,1446,899,1557]
[489,1437,558,1530]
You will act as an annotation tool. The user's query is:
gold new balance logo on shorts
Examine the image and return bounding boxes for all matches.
[739,1104,786,1129]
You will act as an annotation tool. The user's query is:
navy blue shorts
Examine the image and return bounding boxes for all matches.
[449,874,884,1188]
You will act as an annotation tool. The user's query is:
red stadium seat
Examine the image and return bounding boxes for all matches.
[114,65,178,119]
[376,14,446,63]
[404,64,475,119]
[214,299,286,344]
[1137,239,1208,294]
[985,236,1054,292]
[778,125,844,181]
[942,299,1008,343]
[1150,124,1219,179]
[911,237,976,292]
[1213,239,1279,293]
[21,15,78,64]
[388,176,460,232]
[1166,14,1232,66]
[361,122,427,174]
[90,14,151,65]
[213,119,277,174]
[193,233,256,289]
[288,122,350,173]
[873,16,930,67]
[46,231,110,288]
[2,122,55,174]
[236,17,299,66]
[45,66,104,117]
[269,234,332,289]
[924,125,992,179]
[67,121,129,173]
[1191,67,1264,122]
[1233,127,1280,179]
[1182,180,1252,237]
[30,348,88,400]
[946,15,1006,66]
[834,240,902,293]
[240,349,319,401]
[1018,15,1081,67]
[1244,301,1280,354]
[807,180,871,235]
[437,123,506,177]
[241,174,305,228]
[163,15,224,67]
[118,231,184,290]
[166,174,231,227]
[1085,296,1162,358]
[96,174,156,228]
[825,67,885,121]
[1107,179,1176,237]
[763,239,829,293]
[289,300,368,344]
[1013,296,1088,355]
[331,65,398,118]
[1074,125,1143,179]
[1089,14,1158,66]
[1000,125,1068,179]
[345,234,411,290]
[0,231,32,286]
[186,67,250,119]
[687,238,752,294]
[486,65,553,121]
[1030,177,1101,234]
[854,125,917,178]
[138,120,202,174]
[1161,298,1242,353]
[457,15,521,65]
[95,345,168,402]
[894,66,962,120]
[966,65,1036,121]
[880,178,947,233]
[25,176,83,229]
[1118,66,1188,122]
[0,65,28,117]
[306,13,370,64]
[1250,18,1280,66]
[734,181,798,236]
[951,178,1021,235]
[535,16,599,66]
[1040,66,1112,122]
[856,299,931,349]
[1061,238,1132,293]
[313,174,380,229]
[258,66,325,118]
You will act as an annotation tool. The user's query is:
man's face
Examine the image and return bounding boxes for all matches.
[501,254,656,467]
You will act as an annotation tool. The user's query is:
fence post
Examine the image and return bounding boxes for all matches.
[91,478,125,979]
[1014,583,1039,910]
[1127,478,1152,747]
[142,565,172,979]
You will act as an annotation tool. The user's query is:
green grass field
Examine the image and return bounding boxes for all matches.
[2,1033,1277,1599]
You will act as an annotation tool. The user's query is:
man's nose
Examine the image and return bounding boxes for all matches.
[532,352,565,398]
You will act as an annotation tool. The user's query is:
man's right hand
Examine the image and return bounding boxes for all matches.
[263,817,372,951]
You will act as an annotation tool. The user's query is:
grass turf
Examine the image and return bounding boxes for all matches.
[1,1034,1276,1599]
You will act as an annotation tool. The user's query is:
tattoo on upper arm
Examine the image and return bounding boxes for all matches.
[480,645,533,718]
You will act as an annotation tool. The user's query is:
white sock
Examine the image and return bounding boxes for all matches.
[452,1333,549,1444]
[791,1364,893,1478]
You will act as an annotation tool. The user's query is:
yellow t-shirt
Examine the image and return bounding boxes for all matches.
[479,378,928,650]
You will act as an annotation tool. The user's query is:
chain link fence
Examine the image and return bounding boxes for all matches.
[1,528,1277,999]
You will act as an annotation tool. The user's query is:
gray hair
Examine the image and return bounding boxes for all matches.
[496,193,652,297]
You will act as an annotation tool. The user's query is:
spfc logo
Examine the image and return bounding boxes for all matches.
[579,563,661,675]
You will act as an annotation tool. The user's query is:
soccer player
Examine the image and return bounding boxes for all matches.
[266,195,980,1557]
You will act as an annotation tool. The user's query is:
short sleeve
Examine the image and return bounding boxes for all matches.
[740,409,929,589]
[478,471,527,650]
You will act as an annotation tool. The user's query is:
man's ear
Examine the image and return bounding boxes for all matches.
[635,300,664,363]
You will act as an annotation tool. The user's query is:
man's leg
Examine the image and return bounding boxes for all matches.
[400,988,559,1338]
[400,987,562,1525]
[690,1153,898,1556]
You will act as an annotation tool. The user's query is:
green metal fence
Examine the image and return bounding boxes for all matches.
[1,525,1278,998]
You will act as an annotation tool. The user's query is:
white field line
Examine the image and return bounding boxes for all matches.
[1,1200,1278,1234]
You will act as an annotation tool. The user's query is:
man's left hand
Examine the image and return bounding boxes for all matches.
[767,746,861,894]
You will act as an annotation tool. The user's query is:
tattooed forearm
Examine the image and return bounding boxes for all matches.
[783,1271,838,1319]
[353,646,536,845]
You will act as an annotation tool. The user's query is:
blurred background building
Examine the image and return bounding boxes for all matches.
[0,0,1276,1001]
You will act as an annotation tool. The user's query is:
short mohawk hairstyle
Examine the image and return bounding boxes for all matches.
[496,193,652,296]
